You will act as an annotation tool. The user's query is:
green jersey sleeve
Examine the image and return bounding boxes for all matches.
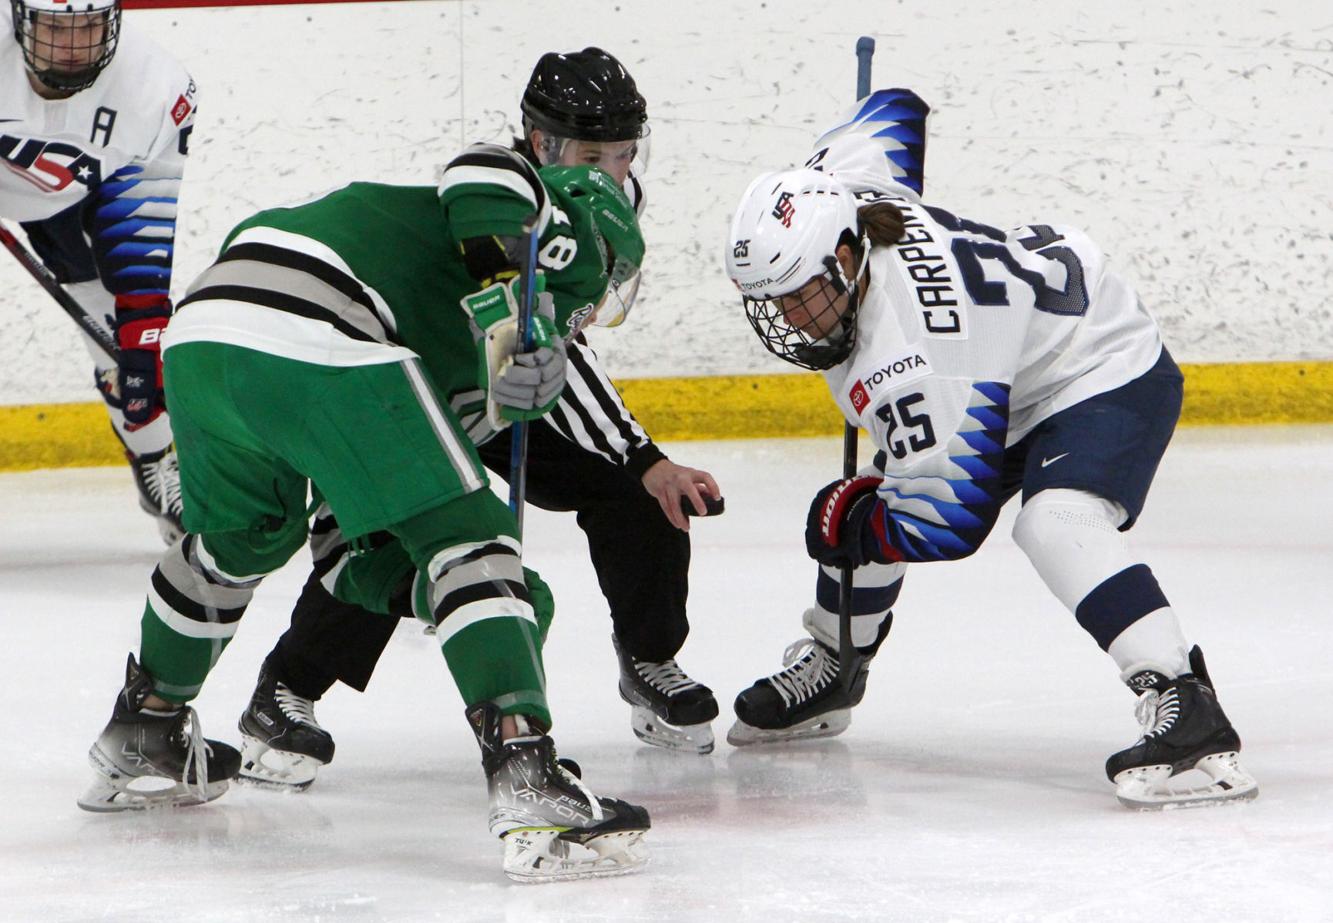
[437,143,612,339]
[437,143,551,241]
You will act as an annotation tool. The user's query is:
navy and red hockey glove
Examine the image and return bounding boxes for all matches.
[804,475,904,568]
[113,294,171,429]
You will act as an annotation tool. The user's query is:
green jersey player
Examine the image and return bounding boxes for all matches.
[76,144,652,883]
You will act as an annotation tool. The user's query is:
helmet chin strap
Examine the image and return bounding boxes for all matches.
[822,231,871,326]
[793,233,869,368]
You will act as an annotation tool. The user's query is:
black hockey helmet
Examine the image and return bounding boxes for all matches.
[12,0,122,93]
[521,47,647,143]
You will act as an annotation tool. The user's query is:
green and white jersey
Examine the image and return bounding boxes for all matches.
[163,144,609,439]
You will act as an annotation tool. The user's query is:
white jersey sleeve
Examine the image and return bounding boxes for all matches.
[822,193,1162,562]
[805,88,930,201]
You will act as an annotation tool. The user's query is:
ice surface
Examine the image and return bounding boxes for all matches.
[1,428,1330,922]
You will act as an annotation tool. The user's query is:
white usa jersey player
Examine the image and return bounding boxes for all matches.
[1,4,194,235]
[3,3,196,537]
[806,94,1162,455]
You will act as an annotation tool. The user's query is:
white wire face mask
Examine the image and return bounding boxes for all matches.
[15,3,121,92]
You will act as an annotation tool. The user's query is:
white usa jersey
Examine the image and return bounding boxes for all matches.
[1,9,194,303]
[823,193,1163,561]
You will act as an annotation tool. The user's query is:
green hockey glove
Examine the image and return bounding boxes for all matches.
[461,274,565,428]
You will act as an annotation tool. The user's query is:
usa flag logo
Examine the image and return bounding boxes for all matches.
[772,192,795,228]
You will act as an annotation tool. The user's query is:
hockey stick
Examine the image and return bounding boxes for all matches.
[507,215,541,534]
[837,36,876,694]
[0,221,119,364]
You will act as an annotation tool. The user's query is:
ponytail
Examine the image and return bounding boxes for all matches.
[857,202,906,248]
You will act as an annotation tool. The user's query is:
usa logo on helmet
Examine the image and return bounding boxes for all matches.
[772,192,795,228]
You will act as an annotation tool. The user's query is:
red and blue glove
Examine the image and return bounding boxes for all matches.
[112,294,171,429]
[804,475,904,568]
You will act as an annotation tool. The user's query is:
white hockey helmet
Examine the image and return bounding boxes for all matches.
[12,0,122,93]
[725,167,867,370]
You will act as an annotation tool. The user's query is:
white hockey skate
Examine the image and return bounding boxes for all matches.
[1106,647,1258,810]
[468,704,650,883]
[79,656,240,812]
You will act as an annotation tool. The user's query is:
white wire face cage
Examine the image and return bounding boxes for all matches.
[727,168,866,370]
[13,0,121,93]
[741,249,864,370]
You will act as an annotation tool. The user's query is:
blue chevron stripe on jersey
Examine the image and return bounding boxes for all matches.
[88,163,180,299]
[875,381,1011,562]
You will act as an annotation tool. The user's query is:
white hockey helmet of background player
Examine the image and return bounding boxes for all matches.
[12,0,122,94]
[725,167,868,370]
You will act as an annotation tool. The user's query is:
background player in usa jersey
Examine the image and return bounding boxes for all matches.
[721,101,1258,810]
[235,48,725,794]
[2,0,195,540]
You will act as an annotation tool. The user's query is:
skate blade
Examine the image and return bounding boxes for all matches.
[236,735,322,791]
[1113,751,1259,810]
[726,710,851,747]
[77,774,229,813]
[630,706,714,755]
[501,828,649,884]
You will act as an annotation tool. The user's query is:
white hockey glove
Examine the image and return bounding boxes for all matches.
[461,274,566,427]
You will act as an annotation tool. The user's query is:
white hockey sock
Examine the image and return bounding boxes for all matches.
[1106,607,1190,680]
[805,560,904,650]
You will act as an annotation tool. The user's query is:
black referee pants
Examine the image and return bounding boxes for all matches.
[267,418,691,699]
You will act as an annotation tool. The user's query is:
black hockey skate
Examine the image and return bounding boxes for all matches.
[613,635,718,754]
[1106,646,1258,810]
[78,655,240,812]
[467,703,650,883]
[237,661,335,791]
[727,637,872,746]
[128,447,184,544]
